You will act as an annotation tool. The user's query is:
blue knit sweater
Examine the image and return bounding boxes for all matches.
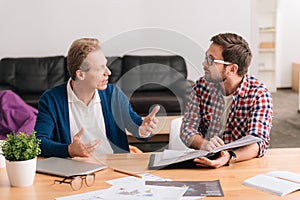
[34,83,143,157]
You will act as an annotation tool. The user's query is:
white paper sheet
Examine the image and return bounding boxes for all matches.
[243,172,300,196]
[56,173,177,200]
[98,184,188,200]
[56,185,187,200]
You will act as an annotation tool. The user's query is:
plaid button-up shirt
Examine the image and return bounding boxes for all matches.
[181,74,273,157]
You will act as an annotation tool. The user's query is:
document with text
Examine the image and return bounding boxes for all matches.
[146,180,224,197]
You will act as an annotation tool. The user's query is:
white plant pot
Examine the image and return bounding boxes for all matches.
[5,157,37,187]
[0,154,5,168]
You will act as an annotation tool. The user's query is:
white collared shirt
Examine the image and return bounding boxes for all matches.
[67,79,113,154]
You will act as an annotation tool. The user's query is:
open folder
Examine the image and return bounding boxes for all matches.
[148,135,262,169]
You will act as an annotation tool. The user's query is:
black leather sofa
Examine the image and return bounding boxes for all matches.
[0,55,193,116]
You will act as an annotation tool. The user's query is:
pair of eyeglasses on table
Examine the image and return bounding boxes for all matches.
[53,173,95,191]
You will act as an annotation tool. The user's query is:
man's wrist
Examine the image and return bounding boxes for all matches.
[227,150,237,165]
[140,132,152,138]
[199,137,208,150]
[68,144,74,158]
[138,127,152,138]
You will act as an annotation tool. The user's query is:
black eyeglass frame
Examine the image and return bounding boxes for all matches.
[53,173,95,191]
[205,52,233,66]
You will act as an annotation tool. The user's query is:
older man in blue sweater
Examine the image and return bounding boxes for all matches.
[34,38,159,158]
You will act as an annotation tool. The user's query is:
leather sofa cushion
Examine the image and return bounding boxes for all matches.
[0,54,192,114]
[129,90,183,116]
[107,56,122,84]
[0,56,66,94]
[121,55,187,93]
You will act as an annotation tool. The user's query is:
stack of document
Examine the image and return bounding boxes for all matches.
[55,173,225,199]
[56,173,189,200]
[243,171,300,196]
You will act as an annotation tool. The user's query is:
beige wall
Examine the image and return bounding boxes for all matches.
[0,0,253,81]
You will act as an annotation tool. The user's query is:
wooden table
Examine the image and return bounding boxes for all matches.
[1,148,300,199]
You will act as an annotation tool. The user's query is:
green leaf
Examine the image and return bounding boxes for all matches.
[0,131,41,161]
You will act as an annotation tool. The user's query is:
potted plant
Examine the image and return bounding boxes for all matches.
[1,131,41,187]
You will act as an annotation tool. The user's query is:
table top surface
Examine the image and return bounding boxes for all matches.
[1,148,300,200]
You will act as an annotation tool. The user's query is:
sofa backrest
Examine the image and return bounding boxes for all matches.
[121,55,187,93]
[0,56,67,94]
[106,56,123,84]
[0,55,187,93]
[0,54,190,112]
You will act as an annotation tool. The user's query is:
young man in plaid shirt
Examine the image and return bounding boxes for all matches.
[180,33,273,168]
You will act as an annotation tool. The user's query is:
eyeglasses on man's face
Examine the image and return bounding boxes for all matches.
[205,53,233,66]
[54,173,95,191]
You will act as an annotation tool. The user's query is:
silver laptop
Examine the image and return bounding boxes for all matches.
[36,157,107,177]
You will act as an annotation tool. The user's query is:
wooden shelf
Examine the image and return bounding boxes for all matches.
[259,48,275,52]
[257,0,278,93]
[258,68,275,72]
[259,29,276,33]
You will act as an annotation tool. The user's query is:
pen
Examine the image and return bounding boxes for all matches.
[113,168,142,178]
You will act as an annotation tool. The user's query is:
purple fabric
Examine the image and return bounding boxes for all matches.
[0,90,38,139]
